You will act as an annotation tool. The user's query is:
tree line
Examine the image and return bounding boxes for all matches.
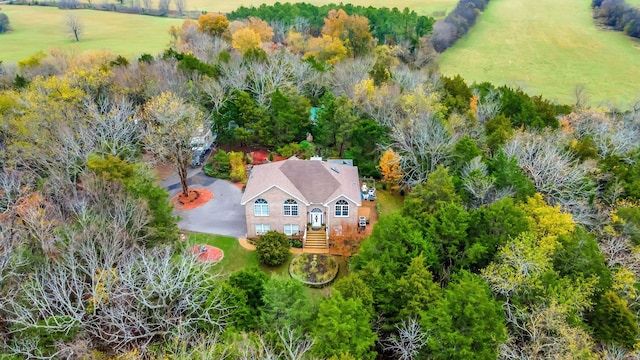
[2,7,640,359]
[592,0,640,39]
[431,0,492,52]
[228,2,435,46]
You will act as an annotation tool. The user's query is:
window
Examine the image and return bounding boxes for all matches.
[335,199,349,217]
[254,198,269,216]
[284,224,299,236]
[255,224,270,235]
[283,199,298,216]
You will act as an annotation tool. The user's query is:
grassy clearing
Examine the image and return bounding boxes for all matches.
[438,0,640,106]
[376,189,405,216]
[0,5,183,63]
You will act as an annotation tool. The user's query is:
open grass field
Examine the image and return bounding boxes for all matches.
[438,0,640,106]
[0,5,183,63]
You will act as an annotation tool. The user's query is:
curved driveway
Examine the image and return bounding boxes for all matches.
[163,169,247,238]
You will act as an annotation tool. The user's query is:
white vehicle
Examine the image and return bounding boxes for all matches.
[191,127,216,167]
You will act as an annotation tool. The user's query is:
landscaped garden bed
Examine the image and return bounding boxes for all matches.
[289,253,339,288]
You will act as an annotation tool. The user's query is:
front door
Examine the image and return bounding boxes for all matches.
[310,208,323,229]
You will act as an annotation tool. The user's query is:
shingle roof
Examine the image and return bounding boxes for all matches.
[240,158,361,206]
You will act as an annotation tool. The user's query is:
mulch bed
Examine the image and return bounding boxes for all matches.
[191,244,224,263]
[249,150,287,165]
[171,189,213,210]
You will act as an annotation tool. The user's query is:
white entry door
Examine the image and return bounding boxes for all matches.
[310,208,323,228]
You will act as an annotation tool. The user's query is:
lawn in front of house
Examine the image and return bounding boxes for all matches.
[185,232,291,277]
[185,232,343,300]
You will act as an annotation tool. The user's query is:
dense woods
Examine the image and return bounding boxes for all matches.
[1,3,640,359]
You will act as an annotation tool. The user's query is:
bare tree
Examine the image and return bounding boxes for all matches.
[270,20,289,44]
[382,318,428,360]
[245,53,294,107]
[218,56,248,92]
[499,302,598,359]
[391,65,426,91]
[173,0,186,16]
[331,57,374,98]
[278,326,315,360]
[158,0,171,16]
[473,88,502,124]
[65,14,83,42]
[390,112,456,185]
[4,245,231,355]
[86,97,142,161]
[503,131,594,215]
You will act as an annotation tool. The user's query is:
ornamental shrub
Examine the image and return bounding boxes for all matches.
[256,231,290,266]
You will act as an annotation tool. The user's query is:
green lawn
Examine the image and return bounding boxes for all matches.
[0,5,183,63]
[438,0,640,106]
[376,189,405,216]
[186,232,291,277]
[185,232,342,300]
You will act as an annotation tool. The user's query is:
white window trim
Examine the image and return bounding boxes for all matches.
[254,198,269,217]
[256,224,270,235]
[283,199,299,217]
[335,200,349,217]
[284,224,299,236]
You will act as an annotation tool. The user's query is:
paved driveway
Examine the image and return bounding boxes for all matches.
[163,169,247,238]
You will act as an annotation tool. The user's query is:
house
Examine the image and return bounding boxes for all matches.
[240,157,361,248]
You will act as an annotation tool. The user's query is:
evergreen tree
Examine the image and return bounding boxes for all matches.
[312,291,377,360]
[422,271,507,360]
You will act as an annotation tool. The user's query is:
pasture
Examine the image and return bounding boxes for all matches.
[438,0,640,106]
[0,5,183,63]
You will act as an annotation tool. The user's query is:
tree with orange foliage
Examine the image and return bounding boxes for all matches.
[198,13,229,37]
[246,16,274,42]
[378,148,403,192]
[322,9,373,57]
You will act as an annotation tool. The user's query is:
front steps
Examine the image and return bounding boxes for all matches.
[304,229,329,253]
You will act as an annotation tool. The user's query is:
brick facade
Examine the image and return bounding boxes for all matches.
[244,187,359,238]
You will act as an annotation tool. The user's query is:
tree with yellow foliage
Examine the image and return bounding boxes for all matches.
[322,9,373,57]
[198,13,229,37]
[306,34,347,64]
[231,27,262,54]
[378,148,403,192]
